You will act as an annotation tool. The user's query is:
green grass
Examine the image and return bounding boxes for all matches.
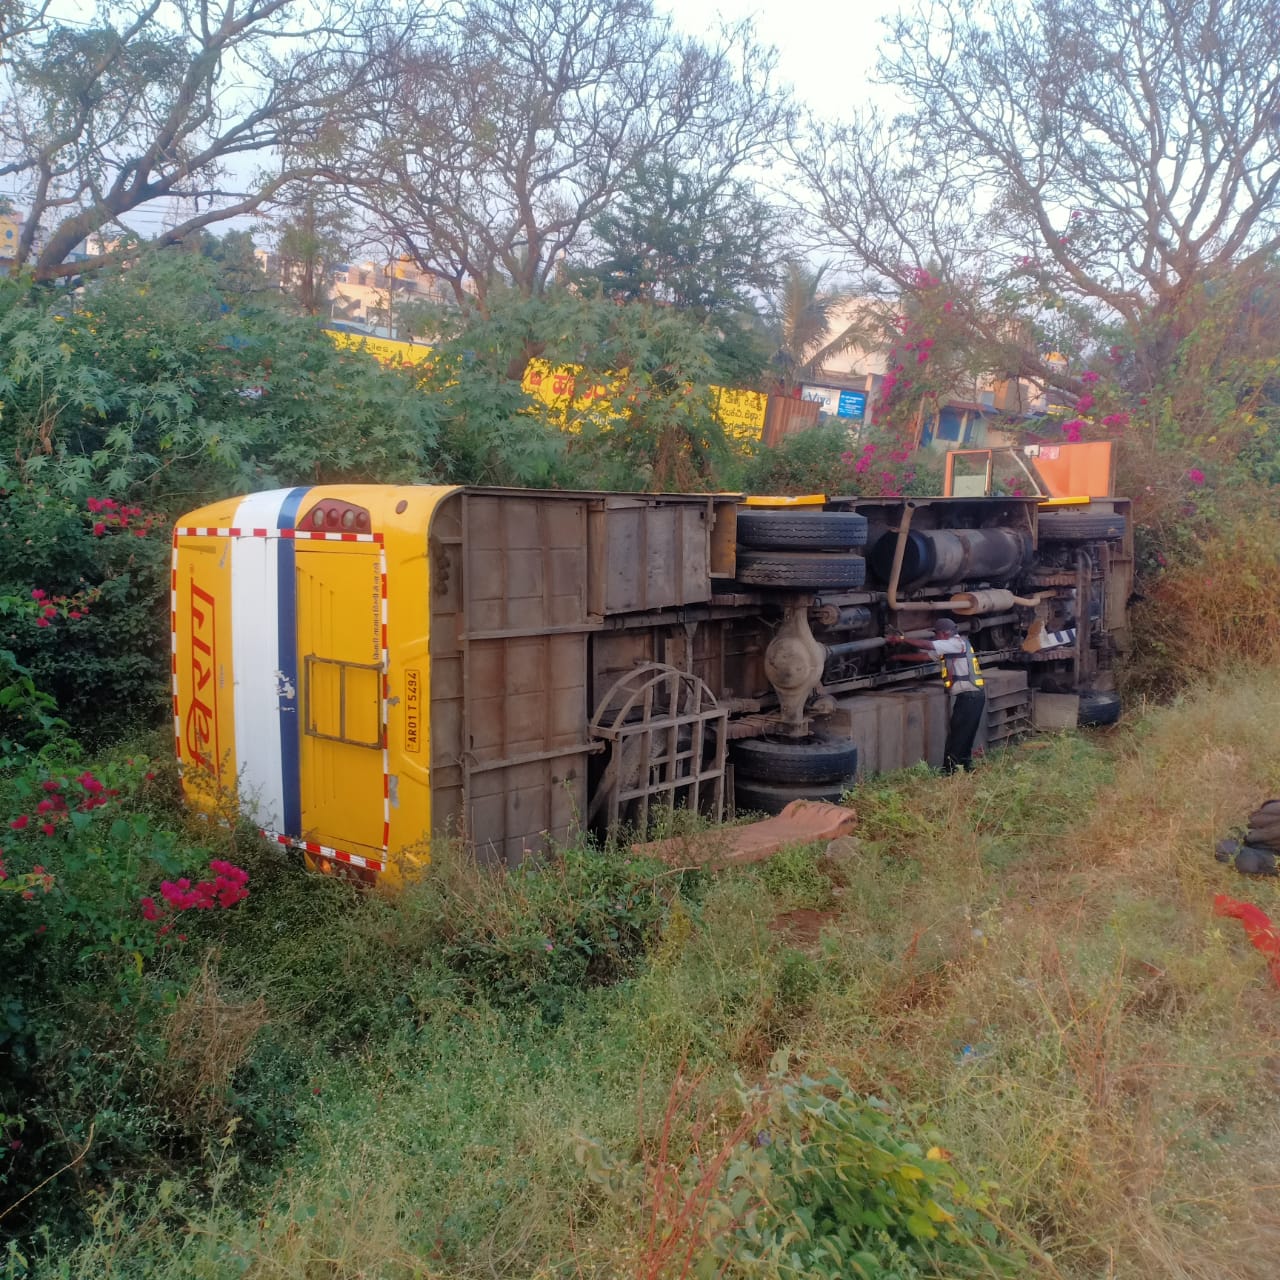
[12,672,1280,1277]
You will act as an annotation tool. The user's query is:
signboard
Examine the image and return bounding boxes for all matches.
[800,385,867,420]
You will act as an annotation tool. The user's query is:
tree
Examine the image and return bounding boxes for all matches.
[767,261,875,395]
[580,159,783,312]
[326,0,791,313]
[271,191,352,314]
[795,0,1280,393]
[0,0,361,281]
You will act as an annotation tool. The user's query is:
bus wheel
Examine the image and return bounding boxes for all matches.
[735,550,867,590]
[736,511,869,551]
[734,776,854,816]
[731,736,858,784]
[1078,690,1122,726]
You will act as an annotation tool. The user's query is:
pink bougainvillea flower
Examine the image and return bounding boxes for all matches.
[1188,468,1206,486]
[839,451,854,465]
[1101,413,1130,429]
[1061,418,1087,443]
[943,300,953,313]
[1075,392,1094,413]
[1080,370,1100,384]
[140,897,161,922]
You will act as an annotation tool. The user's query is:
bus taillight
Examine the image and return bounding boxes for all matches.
[300,500,371,533]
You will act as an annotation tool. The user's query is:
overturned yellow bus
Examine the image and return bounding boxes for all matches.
[172,483,1132,880]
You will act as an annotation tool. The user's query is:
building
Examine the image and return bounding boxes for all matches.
[796,298,1049,451]
[254,250,463,338]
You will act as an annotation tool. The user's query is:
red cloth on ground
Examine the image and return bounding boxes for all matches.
[1214,894,1280,987]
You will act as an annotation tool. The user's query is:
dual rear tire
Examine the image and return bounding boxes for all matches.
[731,735,858,815]
[735,510,868,590]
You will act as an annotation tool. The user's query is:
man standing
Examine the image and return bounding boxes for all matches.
[888,618,986,773]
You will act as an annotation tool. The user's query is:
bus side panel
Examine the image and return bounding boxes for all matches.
[429,491,595,865]
[173,534,238,818]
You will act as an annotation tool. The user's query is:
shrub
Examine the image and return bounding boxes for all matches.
[0,486,170,741]
[0,757,254,1227]
[578,1064,1027,1279]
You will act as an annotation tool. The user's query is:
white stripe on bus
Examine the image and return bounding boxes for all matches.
[230,491,293,833]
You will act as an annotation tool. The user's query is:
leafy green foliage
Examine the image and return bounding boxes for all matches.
[424,284,733,490]
[0,487,169,741]
[0,754,256,1224]
[725,1071,1025,1278]
[577,1065,1025,1279]
[0,250,440,500]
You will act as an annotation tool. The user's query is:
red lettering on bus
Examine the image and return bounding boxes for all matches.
[184,582,220,771]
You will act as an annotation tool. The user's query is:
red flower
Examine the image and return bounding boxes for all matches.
[1187,468,1206,486]
[77,772,104,794]
[41,780,61,791]
[9,816,29,830]
[140,897,161,922]
[1080,371,1100,384]
[36,799,54,814]
[30,589,45,601]
[93,523,107,537]
[87,497,102,513]
[34,618,49,628]
[39,823,56,837]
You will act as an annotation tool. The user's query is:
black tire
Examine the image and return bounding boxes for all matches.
[735,777,854,816]
[1078,690,1121,727]
[732,737,859,784]
[737,510,869,551]
[735,550,867,590]
[1038,510,1127,542]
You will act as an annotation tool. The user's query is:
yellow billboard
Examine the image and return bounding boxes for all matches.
[324,330,766,442]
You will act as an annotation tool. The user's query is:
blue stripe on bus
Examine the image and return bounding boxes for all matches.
[276,487,310,837]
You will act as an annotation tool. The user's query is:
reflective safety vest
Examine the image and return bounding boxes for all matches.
[939,639,984,691]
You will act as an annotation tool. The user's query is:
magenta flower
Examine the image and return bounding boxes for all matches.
[1101,413,1129,429]
[1080,371,1100,385]
[1074,392,1094,413]
[1187,468,1206,486]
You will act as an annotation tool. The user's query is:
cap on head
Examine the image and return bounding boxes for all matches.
[933,617,958,636]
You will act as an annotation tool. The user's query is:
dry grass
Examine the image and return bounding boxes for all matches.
[155,952,270,1129]
[780,669,1280,1280]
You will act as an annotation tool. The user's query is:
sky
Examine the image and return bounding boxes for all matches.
[663,0,907,122]
[5,0,911,244]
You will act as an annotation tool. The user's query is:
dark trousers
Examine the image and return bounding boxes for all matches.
[944,690,986,774]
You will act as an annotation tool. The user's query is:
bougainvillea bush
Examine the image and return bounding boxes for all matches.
[0,756,252,1221]
[0,486,171,742]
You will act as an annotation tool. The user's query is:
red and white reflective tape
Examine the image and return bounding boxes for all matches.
[379,547,391,849]
[265,831,384,874]
[174,526,382,543]
[170,533,182,764]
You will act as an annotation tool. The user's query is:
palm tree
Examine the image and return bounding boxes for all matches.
[768,261,874,394]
